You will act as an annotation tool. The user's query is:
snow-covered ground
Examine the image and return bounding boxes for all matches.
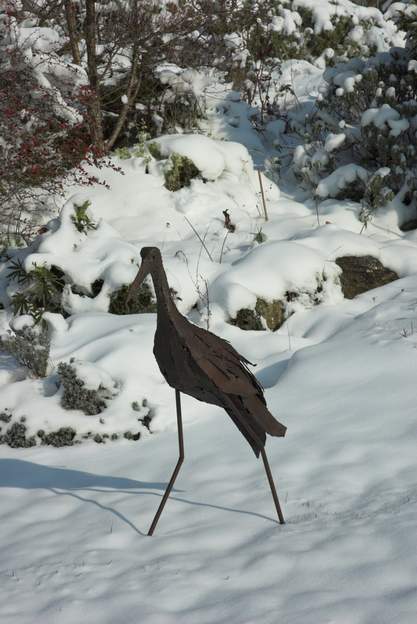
[1,72,417,622]
[1,278,416,623]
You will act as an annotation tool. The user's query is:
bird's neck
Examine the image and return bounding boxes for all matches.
[151,264,181,321]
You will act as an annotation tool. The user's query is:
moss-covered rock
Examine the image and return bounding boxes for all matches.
[335,255,398,299]
[230,307,264,331]
[399,218,417,232]
[255,298,286,331]
[231,298,286,331]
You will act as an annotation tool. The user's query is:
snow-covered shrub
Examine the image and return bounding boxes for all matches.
[294,43,417,223]
[389,0,417,56]
[0,419,37,449]
[109,283,156,315]
[0,199,143,320]
[150,67,210,135]
[212,0,400,97]
[57,360,118,416]
[0,324,50,378]
[0,33,110,243]
[359,168,395,226]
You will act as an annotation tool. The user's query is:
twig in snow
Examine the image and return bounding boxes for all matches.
[219,230,230,263]
[184,216,213,262]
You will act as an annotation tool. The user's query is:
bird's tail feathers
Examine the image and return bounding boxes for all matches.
[243,395,287,437]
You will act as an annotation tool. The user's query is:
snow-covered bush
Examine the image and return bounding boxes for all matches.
[0,418,37,448]
[57,360,118,416]
[293,40,417,225]
[109,283,156,315]
[0,200,140,320]
[0,13,120,245]
[0,323,50,378]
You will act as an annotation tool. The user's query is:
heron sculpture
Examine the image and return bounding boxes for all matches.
[128,247,287,535]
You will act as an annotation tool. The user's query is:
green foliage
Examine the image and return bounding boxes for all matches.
[71,200,96,233]
[0,325,50,377]
[147,142,163,160]
[10,263,64,322]
[359,170,395,227]
[114,130,163,168]
[7,257,30,285]
[114,146,131,160]
[164,153,200,191]
[253,227,267,244]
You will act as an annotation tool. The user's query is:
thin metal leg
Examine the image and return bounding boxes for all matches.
[148,390,184,536]
[260,448,285,525]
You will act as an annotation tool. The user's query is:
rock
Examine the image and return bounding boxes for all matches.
[231,298,286,331]
[255,298,286,331]
[230,308,263,331]
[399,218,417,232]
[335,255,398,299]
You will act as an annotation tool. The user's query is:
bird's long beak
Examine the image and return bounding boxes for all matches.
[126,260,150,303]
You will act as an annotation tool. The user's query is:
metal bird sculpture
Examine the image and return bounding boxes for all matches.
[128,247,287,535]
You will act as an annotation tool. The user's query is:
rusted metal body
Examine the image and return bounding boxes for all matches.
[128,247,286,534]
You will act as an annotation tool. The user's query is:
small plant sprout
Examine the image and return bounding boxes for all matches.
[71,201,97,233]
[253,227,267,244]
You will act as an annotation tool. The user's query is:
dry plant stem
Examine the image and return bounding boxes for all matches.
[315,197,320,226]
[184,216,213,261]
[257,170,268,221]
[219,230,229,263]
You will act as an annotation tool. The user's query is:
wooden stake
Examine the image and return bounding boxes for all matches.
[257,170,268,221]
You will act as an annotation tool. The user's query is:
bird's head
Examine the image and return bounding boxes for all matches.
[126,246,162,303]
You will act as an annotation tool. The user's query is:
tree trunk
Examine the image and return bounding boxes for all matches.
[105,53,141,151]
[64,1,81,65]
[85,0,105,152]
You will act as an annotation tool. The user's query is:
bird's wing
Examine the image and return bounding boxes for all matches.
[186,325,264,398]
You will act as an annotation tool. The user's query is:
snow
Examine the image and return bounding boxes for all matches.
[316,164,369,199]
[324,132,346,152]
[409,59,417,73]
[292,0,390,35]
[361,103,409,138]
[1,278,416,624]
[153,134,255,181]
[1,48,417,624]
[210,241,342,318]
